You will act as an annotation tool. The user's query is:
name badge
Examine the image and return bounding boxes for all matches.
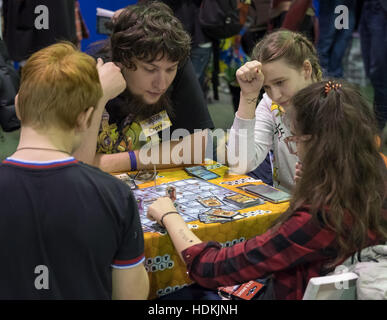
[139,110,172,138]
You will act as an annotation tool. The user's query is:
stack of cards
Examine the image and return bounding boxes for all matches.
[198,208,245,224]
[197,196,223,208]
[223,193,264,208]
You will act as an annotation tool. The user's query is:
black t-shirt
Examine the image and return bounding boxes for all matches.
[3,0,77,61]
[107,59,214,133]
[97,59,214,153]
[0,157,144,299]
[161,0,211,47]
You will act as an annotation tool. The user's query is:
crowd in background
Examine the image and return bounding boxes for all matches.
[1,0,386,135]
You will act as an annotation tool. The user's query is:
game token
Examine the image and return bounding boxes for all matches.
[137,198,143,214]
[166,186,177,201]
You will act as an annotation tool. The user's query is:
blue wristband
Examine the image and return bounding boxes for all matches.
[128,151,137,171]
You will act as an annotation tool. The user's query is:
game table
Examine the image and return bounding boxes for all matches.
[114,163,290,300]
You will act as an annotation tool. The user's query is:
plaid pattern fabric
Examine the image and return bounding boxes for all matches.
[182,209,344,300]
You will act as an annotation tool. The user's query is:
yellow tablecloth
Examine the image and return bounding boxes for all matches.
[123,164,289,300]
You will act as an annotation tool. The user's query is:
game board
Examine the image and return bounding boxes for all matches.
[132,178,264,233]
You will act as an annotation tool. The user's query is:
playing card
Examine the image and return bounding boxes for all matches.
[198,213,231,224]
[197,196,223,208]
[205,208,239,218]
[223,193,264,208]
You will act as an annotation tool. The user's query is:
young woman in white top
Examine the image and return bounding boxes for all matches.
[227,30,322,193]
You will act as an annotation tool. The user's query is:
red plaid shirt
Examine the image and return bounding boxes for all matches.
[182,209,369,300]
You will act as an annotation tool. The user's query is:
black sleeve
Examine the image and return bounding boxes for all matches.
[169,59,214,133]
[111,189,145,269]
[4,0,76,61]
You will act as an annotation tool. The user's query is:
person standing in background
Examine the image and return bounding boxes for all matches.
[359,0,387,133]
[141,0,212,91]
[3,0,77,63]
[317,0,357,78]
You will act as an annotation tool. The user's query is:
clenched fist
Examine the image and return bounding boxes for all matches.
[96,58,126,102]
[236,60,265,97]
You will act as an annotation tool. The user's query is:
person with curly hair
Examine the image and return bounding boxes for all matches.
[75,1,214,172]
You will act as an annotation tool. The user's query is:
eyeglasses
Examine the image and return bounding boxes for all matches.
[284,135,311,155]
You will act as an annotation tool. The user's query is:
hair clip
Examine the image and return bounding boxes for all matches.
[324,81,342,94]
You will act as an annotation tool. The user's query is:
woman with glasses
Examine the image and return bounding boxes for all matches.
[147,80,387,300]
[227,30,322,193]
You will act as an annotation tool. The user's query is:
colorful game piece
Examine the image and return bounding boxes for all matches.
[166,186,177,202]
[137,198,143,214]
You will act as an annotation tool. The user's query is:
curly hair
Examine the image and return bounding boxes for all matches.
[276,80,387,266]
[252,30,322,81]
[110,1,191,69]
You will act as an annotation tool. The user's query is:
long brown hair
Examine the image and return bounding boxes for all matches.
[252,30,322,81]
[277,80,387,265]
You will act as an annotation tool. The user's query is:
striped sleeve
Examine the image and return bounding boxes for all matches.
[112,254,145,269]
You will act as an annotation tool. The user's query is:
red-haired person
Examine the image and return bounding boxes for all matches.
[75,1,214,173]
[0,43,149,299]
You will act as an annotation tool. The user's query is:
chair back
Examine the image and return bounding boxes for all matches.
[303,272,358,300]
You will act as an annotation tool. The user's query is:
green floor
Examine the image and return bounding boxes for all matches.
[0,128,20,161]
[1,84,385,161]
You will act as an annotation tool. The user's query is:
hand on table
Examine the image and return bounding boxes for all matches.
[96,58,126,102]
[147,197,178,226]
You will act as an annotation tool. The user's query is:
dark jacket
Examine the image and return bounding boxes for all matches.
[3,0,76,61]
[160,0,210,47]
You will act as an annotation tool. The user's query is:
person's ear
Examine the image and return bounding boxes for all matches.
[302,60,312,80]
[14,94,21,120]
[76,107,94,132]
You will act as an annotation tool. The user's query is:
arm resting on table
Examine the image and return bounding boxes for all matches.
[94,129,209,172]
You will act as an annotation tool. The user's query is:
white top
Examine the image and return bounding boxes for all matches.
[227,93,298,193]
